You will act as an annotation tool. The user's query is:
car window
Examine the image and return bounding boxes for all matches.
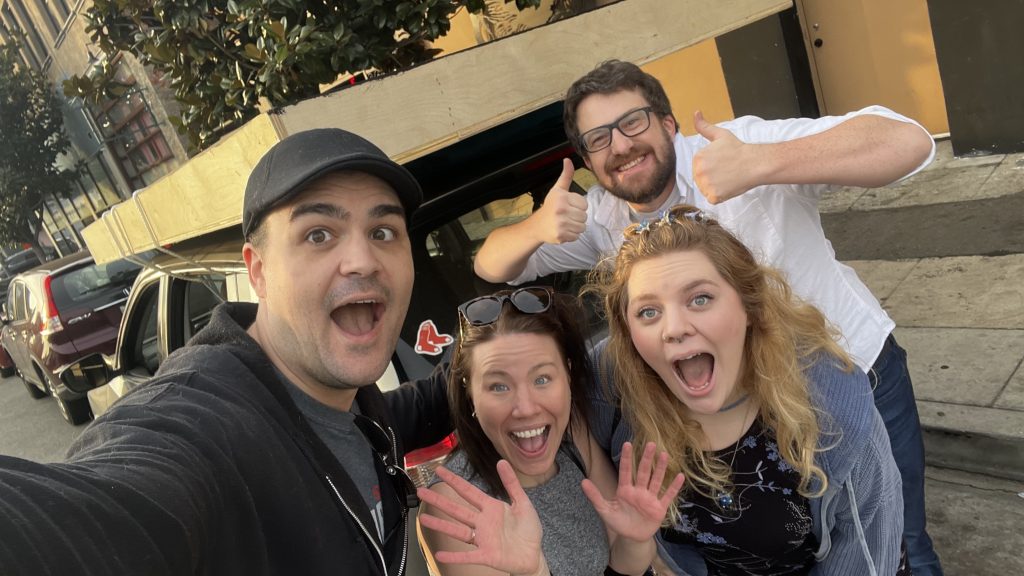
[169,271,251,350]
[25,287,37,319]
[183,276,226,341]
[224,272,255,303]
[425,170,595,284]
[124,284,161,376]
[49,259,140,313]
[3,250,41,276]
[6,283,18,321]
[13,283,25,321]
[400,172,605,382]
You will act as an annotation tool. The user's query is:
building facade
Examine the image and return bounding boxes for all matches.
[0,0,188,257]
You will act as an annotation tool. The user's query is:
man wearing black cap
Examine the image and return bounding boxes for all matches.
[0,129,450,576]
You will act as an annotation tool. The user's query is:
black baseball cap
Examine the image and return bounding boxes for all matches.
[242,128,423,238]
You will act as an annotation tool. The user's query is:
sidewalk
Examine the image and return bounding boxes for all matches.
[823,139,1024,575]
[824,139,1024,478]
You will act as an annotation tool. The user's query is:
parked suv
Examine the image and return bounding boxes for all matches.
[0,249,43,305]
[0,252,141,424]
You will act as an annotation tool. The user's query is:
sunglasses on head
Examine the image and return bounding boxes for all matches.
[458,287,554,326]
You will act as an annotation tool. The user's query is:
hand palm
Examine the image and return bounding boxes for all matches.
[471,491,544,574]
[583,442,685,544]
[598,480,674,541]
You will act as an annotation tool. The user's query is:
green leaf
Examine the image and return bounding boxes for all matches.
[244,43,264,62]
[268,20,285,41]
[275,45,290,64]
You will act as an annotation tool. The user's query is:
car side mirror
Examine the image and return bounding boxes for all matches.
[0,303,8,324]
[59,353,115,394]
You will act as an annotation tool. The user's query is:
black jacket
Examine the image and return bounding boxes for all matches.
[0,302,451,575]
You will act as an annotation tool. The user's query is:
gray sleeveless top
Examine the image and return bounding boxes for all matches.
[430,447,609,574]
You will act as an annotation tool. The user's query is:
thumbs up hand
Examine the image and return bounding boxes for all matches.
[691,110,759,204]
[530,158,589,245]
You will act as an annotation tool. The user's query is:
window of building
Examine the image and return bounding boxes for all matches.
[2,5,41,69]
[90,62,175,190]
[49,0,70,21]
[78,156,124,208]
[32,0,61,38]
[6,1,49,69]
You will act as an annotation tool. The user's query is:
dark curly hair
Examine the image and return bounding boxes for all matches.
[564,59,676,155]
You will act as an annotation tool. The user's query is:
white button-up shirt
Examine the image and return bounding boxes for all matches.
[512,106,935,370]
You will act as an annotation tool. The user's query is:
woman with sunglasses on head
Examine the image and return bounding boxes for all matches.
[416,287,684,576]
[584,204,908,576]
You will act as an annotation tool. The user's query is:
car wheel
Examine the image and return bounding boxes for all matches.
[0,365,14,378]
[40,367,92,425]
[56,395,93,426]
[20,371,48,399]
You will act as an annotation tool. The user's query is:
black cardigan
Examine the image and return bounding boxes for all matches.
[0,302,451,575]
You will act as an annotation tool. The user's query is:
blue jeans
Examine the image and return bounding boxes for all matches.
[870,334,943,576]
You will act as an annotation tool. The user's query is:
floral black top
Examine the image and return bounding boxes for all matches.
[662,419,818,575]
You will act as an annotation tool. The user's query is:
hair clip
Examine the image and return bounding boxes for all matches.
[658,209,674,226]
[683,209,709,223]
[636,219,651,233]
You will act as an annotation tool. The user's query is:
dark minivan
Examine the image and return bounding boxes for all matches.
[1,252,141,424]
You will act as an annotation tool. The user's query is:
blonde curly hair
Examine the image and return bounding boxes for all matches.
[584,204,852,518]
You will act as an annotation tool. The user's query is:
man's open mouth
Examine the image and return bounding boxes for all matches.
[674,352,714,392]
[331,300,384,336]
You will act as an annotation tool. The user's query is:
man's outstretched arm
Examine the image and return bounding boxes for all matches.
[474,159,587,283]
[692,109,935,204]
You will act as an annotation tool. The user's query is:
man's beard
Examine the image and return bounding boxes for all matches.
[601,140,677,206]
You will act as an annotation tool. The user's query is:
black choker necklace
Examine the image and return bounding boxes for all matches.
[718,393,749,413]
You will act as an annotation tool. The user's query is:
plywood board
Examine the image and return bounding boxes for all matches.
[274,0,791,162]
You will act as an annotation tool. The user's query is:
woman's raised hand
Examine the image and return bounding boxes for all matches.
[417,460,547,576]
[582,441,685,542]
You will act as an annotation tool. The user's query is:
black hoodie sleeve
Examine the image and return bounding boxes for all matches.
[383,360,452,452]
[0,384,230,575]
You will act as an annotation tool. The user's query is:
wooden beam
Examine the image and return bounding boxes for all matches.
[272,0,792,162]
[82,0,791,263]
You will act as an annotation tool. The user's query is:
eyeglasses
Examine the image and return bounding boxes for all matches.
[458,287,554,326]
[352,414,420,509]
[579,106,655,153]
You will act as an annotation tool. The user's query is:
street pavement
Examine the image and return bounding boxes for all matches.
[823,138,1024,575]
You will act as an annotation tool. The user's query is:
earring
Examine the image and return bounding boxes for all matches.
[471,410,477,419]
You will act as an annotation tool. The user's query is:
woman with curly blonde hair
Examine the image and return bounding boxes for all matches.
[585,204,907,576]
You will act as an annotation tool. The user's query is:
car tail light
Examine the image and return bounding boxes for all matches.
[40,275,63,335]
[404,433,459,487]
[406,433,458,467]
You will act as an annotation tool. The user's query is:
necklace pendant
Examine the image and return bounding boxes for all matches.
[716,491,734,510]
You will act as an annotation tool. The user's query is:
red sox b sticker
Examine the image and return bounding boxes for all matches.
[415,320,453,356]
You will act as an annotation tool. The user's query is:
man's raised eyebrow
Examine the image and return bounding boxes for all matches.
[290,202,347,222]
[370,203,405,220]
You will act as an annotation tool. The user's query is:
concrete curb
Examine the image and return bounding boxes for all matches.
[919,400,1024,482]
